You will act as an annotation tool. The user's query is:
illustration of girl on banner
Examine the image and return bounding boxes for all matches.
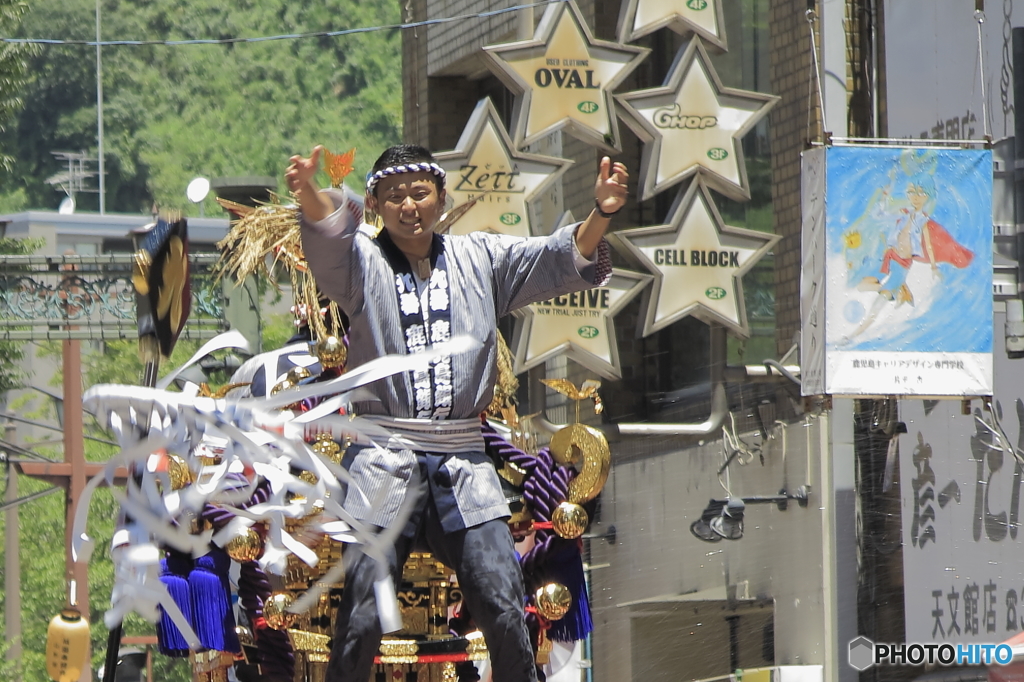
[831,148,984,349]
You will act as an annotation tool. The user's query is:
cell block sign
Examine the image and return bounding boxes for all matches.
[800,146,993,397]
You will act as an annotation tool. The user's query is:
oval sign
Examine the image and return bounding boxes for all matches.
[577,325,600,339]
[686,0,708,9]
[500,212,522,225]
[707,147,729,161]
[578,101,600,114]
[705,287,727,300]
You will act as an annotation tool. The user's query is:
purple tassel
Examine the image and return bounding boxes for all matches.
[157,552,194,656]
[208,481,294,679]
[546,544,593,643]
[188,548,240,653]
[482,421,596,642]
[239,562,294,680]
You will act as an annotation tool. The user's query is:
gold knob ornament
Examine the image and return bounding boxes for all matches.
[263,592,297,630]
[224,527,263,563]
[551,501,589,539]
[534,583,572,621]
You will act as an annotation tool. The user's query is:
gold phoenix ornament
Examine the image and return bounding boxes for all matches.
[323,147,356,188]
[541,378,611,504]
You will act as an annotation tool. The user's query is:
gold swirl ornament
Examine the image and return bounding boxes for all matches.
[548,423,610,504]
[534,583,572,621]
[263,592,298,630]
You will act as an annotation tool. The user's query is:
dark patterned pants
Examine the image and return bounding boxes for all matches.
[326,457,537,682]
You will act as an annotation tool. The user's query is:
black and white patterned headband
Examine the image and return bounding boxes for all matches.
[366,162,446,193]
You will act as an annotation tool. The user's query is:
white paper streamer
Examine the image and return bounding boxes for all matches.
[156,329,251,390]
[77,336,476,645]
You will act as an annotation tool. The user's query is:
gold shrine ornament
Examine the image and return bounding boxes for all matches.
[311,432,346,464]
[551,501,589,539]
[166,453,194,491]
[263,592,298,631]
[535,583,572,621]
[323,147,356,188]
[46,609,90,682]
[225,527,264,563]
[315,335,348,369]
[271,366,312,395]
[156,234,188,334]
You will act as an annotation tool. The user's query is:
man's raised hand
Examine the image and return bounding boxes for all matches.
[286,145,323,193]
[594,156,629,217]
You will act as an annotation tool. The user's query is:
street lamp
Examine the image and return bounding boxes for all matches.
[689,487,810,542]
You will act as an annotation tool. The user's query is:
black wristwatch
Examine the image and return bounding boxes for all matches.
[594,199,620,219]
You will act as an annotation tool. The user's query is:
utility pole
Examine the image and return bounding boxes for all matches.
[96,0,105,214]
[63,337,90,682]
[4,420,21,681]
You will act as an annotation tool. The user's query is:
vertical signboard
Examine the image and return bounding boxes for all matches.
[801,146,993,396]
[900,399,1024,644]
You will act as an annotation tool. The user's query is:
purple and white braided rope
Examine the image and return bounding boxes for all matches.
[366,162,446,193]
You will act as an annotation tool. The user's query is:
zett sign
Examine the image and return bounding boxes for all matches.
[435,97,571,238]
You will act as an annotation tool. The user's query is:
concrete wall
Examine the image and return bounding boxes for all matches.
[589,414,843,682]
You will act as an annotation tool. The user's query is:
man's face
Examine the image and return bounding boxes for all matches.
[368,171,446,242]
[906,184,929,211]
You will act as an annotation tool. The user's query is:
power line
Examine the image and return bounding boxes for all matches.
[0,0,560,48]
[0,485,61,513]
[0,439,60,463]
[0,412,118,447]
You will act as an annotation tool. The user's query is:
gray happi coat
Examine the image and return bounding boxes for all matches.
[300,187,611,531]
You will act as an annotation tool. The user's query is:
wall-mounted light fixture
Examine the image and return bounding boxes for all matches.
[689,486,810,542]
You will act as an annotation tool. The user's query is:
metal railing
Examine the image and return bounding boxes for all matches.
[0,253,227,341]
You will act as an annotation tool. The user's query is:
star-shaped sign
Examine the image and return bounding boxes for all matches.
[617,0,727,50]
[482,0,649,153]
[512,214,651,380]
[608,179,778,337]
[434,97,572,238]
[616,40,778,202]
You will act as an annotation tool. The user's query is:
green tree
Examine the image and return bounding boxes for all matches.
[5,337,204,682]
[3,0,402,214]
[0,236,44,395]
[0,0,34,170]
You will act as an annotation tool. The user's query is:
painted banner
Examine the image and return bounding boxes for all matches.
[801,146,993,396]
[899,398,1024,644]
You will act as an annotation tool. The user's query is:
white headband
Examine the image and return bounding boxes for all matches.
[366,162,446,193]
